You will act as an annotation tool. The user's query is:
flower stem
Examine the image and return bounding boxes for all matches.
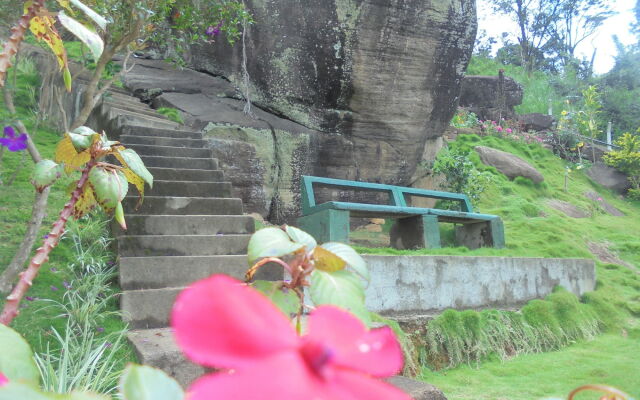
[0,161,95,325]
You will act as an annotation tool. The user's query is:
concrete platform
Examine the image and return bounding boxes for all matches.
[362,255,596,316]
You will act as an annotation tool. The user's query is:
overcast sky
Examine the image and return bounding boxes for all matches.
[477,0,637,74]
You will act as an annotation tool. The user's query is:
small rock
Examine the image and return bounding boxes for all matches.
[475,146,544,183]
[363,224,383,233]
[586,162,631,194]
[385,376,447,400]
[517,113,555,131]
[370,218,385,225]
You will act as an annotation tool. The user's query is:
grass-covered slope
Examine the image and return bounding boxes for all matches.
[384,134,640,399]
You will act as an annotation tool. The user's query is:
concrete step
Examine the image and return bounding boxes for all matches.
[120,135,207,148]
[119,255,252,290]
[103,101,163,119]
[123,215,254,236]
[140,155,217,170]
[106,107,175,126]
[121,287,182,329]
[123,196,243,215]
[120,125,202,140]
[140,180,231,198]
[117,234,251,257]
[128,328,205,388]
[114,113,181,131]
[126,143,211,158]
[146,167,223,182]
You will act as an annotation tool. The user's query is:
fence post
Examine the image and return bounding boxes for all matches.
[548,99,553,116]
[607,122,612,151]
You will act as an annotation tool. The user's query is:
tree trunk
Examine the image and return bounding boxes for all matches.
[0,188,50,294]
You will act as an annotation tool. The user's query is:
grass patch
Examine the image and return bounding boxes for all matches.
[156,107,184,124]
[0,59,134,388]
[421,331,640,400]
[355,134,640,269]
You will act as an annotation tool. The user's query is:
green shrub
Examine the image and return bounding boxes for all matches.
[432,147,493,209]
[603,132,640,195]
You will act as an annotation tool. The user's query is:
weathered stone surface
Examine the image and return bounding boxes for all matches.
[475,146,544,183]
[181,0,475,219]
[459,75,523,121]
[586,162,631,194]
[385,376,447,400]
[584,191,624,216]
[518,113,555,132]
[547,199,589,218]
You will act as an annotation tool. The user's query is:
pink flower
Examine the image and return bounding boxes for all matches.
[597,197,603,201]
[0,372,8,387]
[496,126,503,132]
[506,128,512,134]
[171,275,409,400]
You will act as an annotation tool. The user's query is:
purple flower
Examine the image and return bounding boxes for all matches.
[43,234,49,239]
[104,342,113,348]
[50,285,59,291]
[50,267,58,273]
[0,126,28,152]
[205,21,223,37]
[63,281,72,290]
[96,327,105,333]
[26,296,36,301]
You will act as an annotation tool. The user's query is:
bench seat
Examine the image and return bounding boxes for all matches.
[296,176,505,250]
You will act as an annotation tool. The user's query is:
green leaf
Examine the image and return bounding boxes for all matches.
[58,11,104,61]
[309,270,371,326]
[247,228,304,265]
[120,364,184,400]
[0,382,52,400]
[285,225,317,251]
[114,201,126,230]
[252,280,300,317]
[32,160,63,193]
[117,149,153,188]
[63,66,72,92]
[88,167,128,213]
[68,0,108,30]
[313,246,346,272]
[0,325,40,386]
[320,242,369,281]
[69,126,97,152]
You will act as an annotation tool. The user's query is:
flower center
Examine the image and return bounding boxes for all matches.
[299,339,335,376]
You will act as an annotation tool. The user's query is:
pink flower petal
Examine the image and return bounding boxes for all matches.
[187,353,333,400]
[330,369,413,400]
[171,275,299,369]
[0,372,7,386]
[307,307,403,377]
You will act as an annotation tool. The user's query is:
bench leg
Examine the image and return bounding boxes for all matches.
[297,209,350,244]
[390,215,441,250]
[455,218,505,249]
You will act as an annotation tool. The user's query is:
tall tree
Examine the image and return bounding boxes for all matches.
[551,0,614,68]
[489,0,563,73]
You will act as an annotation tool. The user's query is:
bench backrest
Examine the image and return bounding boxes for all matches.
[300,175,473,215]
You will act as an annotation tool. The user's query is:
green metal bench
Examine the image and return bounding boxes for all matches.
[296,175,505,249]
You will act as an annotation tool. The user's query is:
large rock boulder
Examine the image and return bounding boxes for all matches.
[475,146,544,183]
[186,0,477,195]
[459,74,523,121]
[586,162,631,194]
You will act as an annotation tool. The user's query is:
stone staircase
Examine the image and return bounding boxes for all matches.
[98,91,256,385]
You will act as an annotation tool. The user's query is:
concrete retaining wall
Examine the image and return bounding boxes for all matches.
[362,255,596,315]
